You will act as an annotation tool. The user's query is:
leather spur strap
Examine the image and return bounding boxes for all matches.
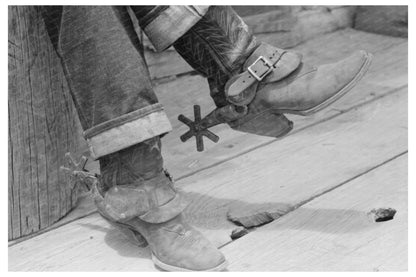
[225,43,302,106]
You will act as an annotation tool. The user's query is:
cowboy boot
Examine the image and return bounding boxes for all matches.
[92,137,227,271]
[173,6,373,137]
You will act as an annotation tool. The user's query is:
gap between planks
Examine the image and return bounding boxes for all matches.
[8,86,407,268]
[178,87,407,248]
[8,86,407,271]
[8,30,408,246]
[219,150,407,250]
[221,153,407,271]
[173,84,407,182]
[8,84,406,248]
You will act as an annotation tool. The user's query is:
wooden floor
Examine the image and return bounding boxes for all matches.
[8,28,408,271]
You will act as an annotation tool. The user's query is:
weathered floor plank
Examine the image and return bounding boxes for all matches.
[42,29,407,240]
[178,86,407,247]
[158,29,407,179]
[9,28,407,248]
[8,82,407,271]
[81,30,407,180]
[222,154,408,271]
[8,213,156,271]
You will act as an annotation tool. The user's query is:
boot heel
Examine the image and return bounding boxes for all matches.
[229,109,293,138]
[104,217,148,247]
[94,187,148,247]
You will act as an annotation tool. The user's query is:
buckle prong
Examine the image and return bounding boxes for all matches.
[247,56,274,81]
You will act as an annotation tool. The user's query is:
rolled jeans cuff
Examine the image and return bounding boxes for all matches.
[84,103,172,159]
[143,5,210,51]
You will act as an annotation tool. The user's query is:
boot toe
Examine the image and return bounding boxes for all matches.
[152,237,227,271]
[295,49,373,114]
[164,230,227,271]
[319,50,373,98]
[334,50,373,82]
[148,216,228,271]
[184,244,227,271]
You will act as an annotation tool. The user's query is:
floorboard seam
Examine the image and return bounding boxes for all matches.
[8,84,407,247]
[175,84,407,181]
[219,150,408,249]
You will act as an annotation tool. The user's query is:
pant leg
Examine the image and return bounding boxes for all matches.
[41,6,172,159]
[129,5,210,52]
[129,5,256,107]
[130,6,293,139]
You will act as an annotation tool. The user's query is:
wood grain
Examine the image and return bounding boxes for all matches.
[45,29,408,242]
[355,6,408,38]
[158,30,407,179]
[7,7,408,271]
[177,87,407,247]
[8,213,156,271]
[222,154,407,271]
[8,6,87,240]
[8,84,407,271]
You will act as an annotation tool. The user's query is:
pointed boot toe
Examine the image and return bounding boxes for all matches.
[151,233,228,272]
[125,215,228,272]
[255,50,373,115]
[297,49,373,115]
[150,219,228,271]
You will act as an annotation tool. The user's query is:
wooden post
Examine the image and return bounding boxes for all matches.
[8,6,87,240]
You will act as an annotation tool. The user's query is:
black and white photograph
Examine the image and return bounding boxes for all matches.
[6,2,410,272]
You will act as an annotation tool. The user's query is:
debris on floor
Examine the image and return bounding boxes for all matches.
[230,227,249,240]
[227,203,292,228]
[368,208,397,222]
[228,211,274,228]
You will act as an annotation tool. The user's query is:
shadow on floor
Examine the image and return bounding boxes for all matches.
[77,189,380,261]
[78,221,151,259]
[183,191,378,234]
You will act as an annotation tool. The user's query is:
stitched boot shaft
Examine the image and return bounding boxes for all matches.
[174,6,259,108]
[96,137,187,223]
[99,137,163,191]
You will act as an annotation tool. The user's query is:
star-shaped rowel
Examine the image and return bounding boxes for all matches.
[178,105,220,152]
[60,152,97,191]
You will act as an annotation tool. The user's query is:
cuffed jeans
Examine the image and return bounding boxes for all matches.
[41,6,209,158]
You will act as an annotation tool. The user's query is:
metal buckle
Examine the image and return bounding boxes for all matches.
[247,56,274,81]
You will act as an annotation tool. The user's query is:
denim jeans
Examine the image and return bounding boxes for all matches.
[41,6,209,158]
